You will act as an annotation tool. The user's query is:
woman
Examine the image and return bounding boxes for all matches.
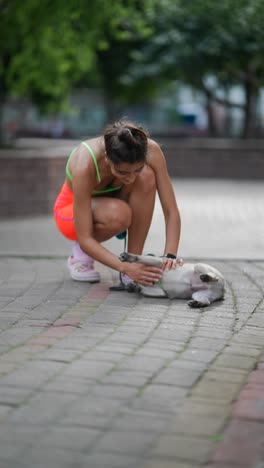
[54,119,182,286]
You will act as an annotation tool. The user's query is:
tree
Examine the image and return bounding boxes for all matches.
[0,0,153,115]
[123,0,264,137]
[0,0,160,139]
[1,1,97,110]
[95,5,159,122]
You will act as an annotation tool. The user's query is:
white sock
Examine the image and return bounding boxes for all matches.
[72,242,91,262]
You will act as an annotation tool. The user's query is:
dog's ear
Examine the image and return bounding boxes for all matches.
[200,273,219,283]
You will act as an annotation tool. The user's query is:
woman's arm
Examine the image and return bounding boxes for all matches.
[148,140,182,261]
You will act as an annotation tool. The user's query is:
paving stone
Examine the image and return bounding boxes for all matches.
[187,337,226,351]
[0,361,18,375]
[232,334,264,347]
[151,434,215,463]
[32,348,82,363]
[60,412,113,430]
[78,452,141,468]
[112,409,170,433]
[0,348,34,364]
[63,395,122,421]
[202,369,247,384]
[19,446,89,468]
[206,463,249,468]
[179,349,218,363]
[94,430,158,455]
[211,421,264,465]
[41,376,94,395]
[144,339,185,352]
[0,361,66,388]
[224,345,262,358]
[143,460,197,468]
[178,398,230,418]
[131,393,184,414]
[62,359,114,379]
[95,343,138,354]
[0,405,12,419]
[0,423,46,444]
[100,370,151,387]
[36,426,100,451]
[192,380,241,402]
[89,383,138,401]
[169,359,208,372]
[232,398,264,421]
[6,392,78,425]
[117,355,165,373]
[213,353,257,370]
[153,368,201,387]
[134,347,177,360]
[0,386,34,406]
[169,413,227,437]
[0,441,28,461]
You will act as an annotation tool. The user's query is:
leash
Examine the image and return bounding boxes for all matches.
[109,230,128,291]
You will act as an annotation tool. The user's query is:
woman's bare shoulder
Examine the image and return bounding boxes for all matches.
[147,138,166,167]
[72,137,103,170]
[147,138,161,150]
[82,135,103,150]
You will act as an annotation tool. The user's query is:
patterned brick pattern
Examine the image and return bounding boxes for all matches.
[0,258,263,467]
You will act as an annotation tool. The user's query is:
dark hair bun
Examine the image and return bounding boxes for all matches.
[117,127,133,143]
[104,119,148,164]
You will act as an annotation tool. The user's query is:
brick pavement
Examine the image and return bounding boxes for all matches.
[0,256,264,468]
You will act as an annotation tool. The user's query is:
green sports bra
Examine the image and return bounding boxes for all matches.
[66,141,122,195]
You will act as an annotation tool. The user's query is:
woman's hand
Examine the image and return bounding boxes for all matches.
[161,257,184,271]
[124,262,163,286]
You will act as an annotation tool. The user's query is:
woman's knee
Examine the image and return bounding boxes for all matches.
[95,199,132,232]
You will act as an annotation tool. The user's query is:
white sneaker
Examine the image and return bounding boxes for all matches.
[67,256,100,282]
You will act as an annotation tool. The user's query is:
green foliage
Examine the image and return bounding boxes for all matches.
[124,0,264,87]
[0,0,154,112]
[121,0,264,135]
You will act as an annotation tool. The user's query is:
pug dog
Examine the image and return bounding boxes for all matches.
[118,252,225,308]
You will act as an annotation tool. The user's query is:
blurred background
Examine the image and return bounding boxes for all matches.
[2,0,264,141]
[0,0,264,253]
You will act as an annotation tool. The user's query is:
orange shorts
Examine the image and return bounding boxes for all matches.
[53,183,77,240]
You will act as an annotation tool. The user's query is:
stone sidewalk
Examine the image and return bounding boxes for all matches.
[0,179,264,468]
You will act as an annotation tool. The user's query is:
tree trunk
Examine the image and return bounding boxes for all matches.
[205,93,218,137]
[0,96,6,146]
[242,77,258,139]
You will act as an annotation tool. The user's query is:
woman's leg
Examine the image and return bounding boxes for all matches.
[54,184,132,282]
[125,165,157,254]
[67,198,132,282]
[91,197,132,242]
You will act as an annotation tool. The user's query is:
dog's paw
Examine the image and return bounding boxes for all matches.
[188,299,208,308]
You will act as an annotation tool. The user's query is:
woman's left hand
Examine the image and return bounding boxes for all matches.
[161,257,184,271]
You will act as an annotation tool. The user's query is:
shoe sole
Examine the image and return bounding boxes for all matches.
[67,267,100,283]
[72,277,100,283]
[69,272,100,282]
